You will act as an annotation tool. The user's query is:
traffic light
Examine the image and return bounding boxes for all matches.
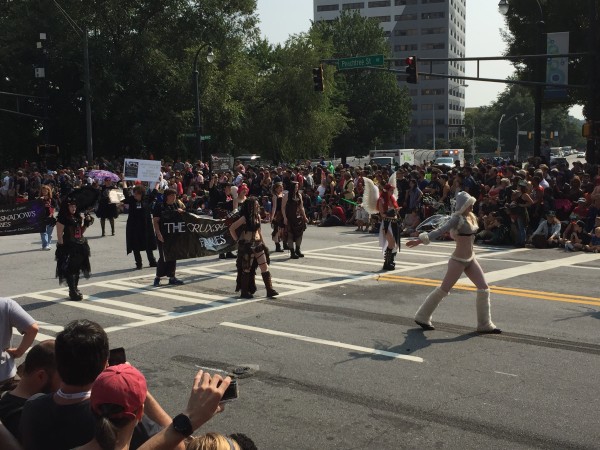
[312,64,324,92]
[405,56,418,84]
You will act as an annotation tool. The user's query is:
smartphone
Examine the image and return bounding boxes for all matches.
[219,378,238,403]
[108,347,126,366]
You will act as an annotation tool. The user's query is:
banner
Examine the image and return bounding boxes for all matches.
[161,210,238,261]
[123,159,162,183]
[0,200,46,236]
[544,32,569,102]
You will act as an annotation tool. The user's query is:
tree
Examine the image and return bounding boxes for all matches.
[312,11,412,160]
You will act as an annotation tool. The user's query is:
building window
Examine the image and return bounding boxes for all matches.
[421,104,433,111]
[422,43,445,50]
[370,15,391,22]
[394,28,418,36]
[422,119,433,126]
[422,0,445,3]
[422,27,446,35]
[421,88,445,95]
[394,44,419,52]
[422,11,445,19]
[317,4,340,11]
[342,2,365,10]
[368,0,391,7]
[395,0,417,5]
[395,13,418,21]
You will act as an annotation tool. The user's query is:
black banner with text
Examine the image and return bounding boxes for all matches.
[161,210,238,261]
[0,200,46,236]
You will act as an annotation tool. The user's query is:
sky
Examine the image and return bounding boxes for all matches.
[255,0,584,119]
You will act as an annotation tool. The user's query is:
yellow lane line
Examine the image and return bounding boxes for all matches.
[377,276,600,307]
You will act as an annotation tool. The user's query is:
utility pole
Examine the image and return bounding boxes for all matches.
[83,30,93,163]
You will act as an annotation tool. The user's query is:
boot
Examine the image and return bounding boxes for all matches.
[248,271,257,295]
[382,248,394,271]
[283,242,289,250]
[261,271,279,298]
[66,275,81,301]
[275,242,283,253]
[390,252,397,269]
[74,274,83,301]
[148,258,157,268]
[295,245,304,258]
[414,287,448,330]
[226,251,236,259]
[289,246,299,259]
[239,272,253,299]
[476,289,502,334]
[100,219,106,237]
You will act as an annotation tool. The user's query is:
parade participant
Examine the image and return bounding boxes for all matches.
[152,189,185,287]
[407,191,502,334]
[209,178,236,259]
[229,196,278,299]
[122,182,157,270]
[270,182,286,252]
[378,183,401,271]
[38,184,58,250]
[232,183,249,210]
[283,181,308,259]
[96,177,119,237]
[55,196,94,301]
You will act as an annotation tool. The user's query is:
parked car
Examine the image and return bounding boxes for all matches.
[577,151,586,158]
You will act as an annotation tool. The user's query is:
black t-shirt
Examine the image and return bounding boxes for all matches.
[20,394,95,450]
[0,392,27,441]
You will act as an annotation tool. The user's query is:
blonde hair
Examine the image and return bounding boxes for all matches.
[40,185,53,198]
[186,433,241,450]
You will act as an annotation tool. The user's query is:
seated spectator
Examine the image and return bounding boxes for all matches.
[529,211,561,248]
[583,226,600,252]
[571,197,589,220]
[564,220,589,252]
[0,297,39,392]
[401,208,420,237]
[0,340,58,441]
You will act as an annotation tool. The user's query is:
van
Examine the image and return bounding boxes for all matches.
[236,154,261,165]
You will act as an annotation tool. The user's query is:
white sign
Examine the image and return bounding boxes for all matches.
[123,159,162,183]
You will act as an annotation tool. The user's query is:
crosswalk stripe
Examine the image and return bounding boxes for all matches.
[27,292,152,321]
[13,330,55,342]
[182,267,315,288]
[102,280,222,304]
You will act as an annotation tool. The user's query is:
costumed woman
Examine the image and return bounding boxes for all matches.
[55,196,94,301]
[229,196,279,299]
[283,181,308,259]
[406,191,501,334]
[152,188,185,287]
[96,177,119,237]
[377,182,401,270]
[270,182,286,252]
[122,181,157,270]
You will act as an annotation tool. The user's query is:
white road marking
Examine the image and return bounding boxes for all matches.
[102,280,222,303]
[494,371,518,377]
[220,322,424,363]
[13,329,55,342]
[182,267,315,288]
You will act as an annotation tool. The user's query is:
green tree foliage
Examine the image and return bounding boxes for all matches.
[500,0,599,112]
[312,11,412,159]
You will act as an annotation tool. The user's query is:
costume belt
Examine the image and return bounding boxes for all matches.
[383,217,398,222]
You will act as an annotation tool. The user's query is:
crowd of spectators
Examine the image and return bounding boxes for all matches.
[1,153,600,252]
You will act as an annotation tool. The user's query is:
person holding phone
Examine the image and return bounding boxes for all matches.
[407,191,501,334]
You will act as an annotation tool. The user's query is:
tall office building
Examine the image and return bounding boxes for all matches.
[314,0,466,146]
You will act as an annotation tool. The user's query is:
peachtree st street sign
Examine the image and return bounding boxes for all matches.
[337,54,384,71]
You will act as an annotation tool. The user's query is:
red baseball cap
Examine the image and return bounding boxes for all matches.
[91,364,147,420]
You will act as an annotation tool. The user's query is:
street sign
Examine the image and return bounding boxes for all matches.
[181,134,211,140]
[201,135,211,141]
[518,131,528,136]
[338,54,384,71]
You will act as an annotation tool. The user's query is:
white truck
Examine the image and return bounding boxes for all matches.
[368,149,416,167]
[433,149,464,167]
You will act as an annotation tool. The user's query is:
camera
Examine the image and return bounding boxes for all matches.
[108,347,126,366]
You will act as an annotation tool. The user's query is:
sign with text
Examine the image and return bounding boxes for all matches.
[161,210,238,261]
[123,159,162,183]
[544,32,569,102]
[0,200,46,236]
[338,54,384,71]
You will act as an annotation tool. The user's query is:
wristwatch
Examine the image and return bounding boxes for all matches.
[172,413,193,436]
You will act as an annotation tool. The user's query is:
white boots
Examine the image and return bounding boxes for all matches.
[415,287,502,334]
[476,288,502,334]
[414,287,448,330]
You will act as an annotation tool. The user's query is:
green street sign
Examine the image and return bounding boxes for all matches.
[201,135,211,141]
[337,54,384,71]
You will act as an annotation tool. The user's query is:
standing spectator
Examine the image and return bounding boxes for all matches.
[541,140,551,164]
[0,298,39,391]
[38,185,58,251]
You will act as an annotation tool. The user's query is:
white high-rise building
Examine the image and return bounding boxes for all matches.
[314,0,466,146]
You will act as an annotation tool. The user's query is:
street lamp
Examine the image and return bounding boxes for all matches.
[514,113,525,161]
[193,46,214,163]
[497,113,506,155]
[499,0,545,159]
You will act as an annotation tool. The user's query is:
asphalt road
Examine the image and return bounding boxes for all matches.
[3,218,600,450]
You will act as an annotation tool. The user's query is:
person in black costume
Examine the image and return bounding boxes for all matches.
[230,196,279,299]
[55,196,94,301]
[209,177,235,259]
[96,177,119,237]
[122,182,157,270]
[152,188,185,287]
[283,182,308,259]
